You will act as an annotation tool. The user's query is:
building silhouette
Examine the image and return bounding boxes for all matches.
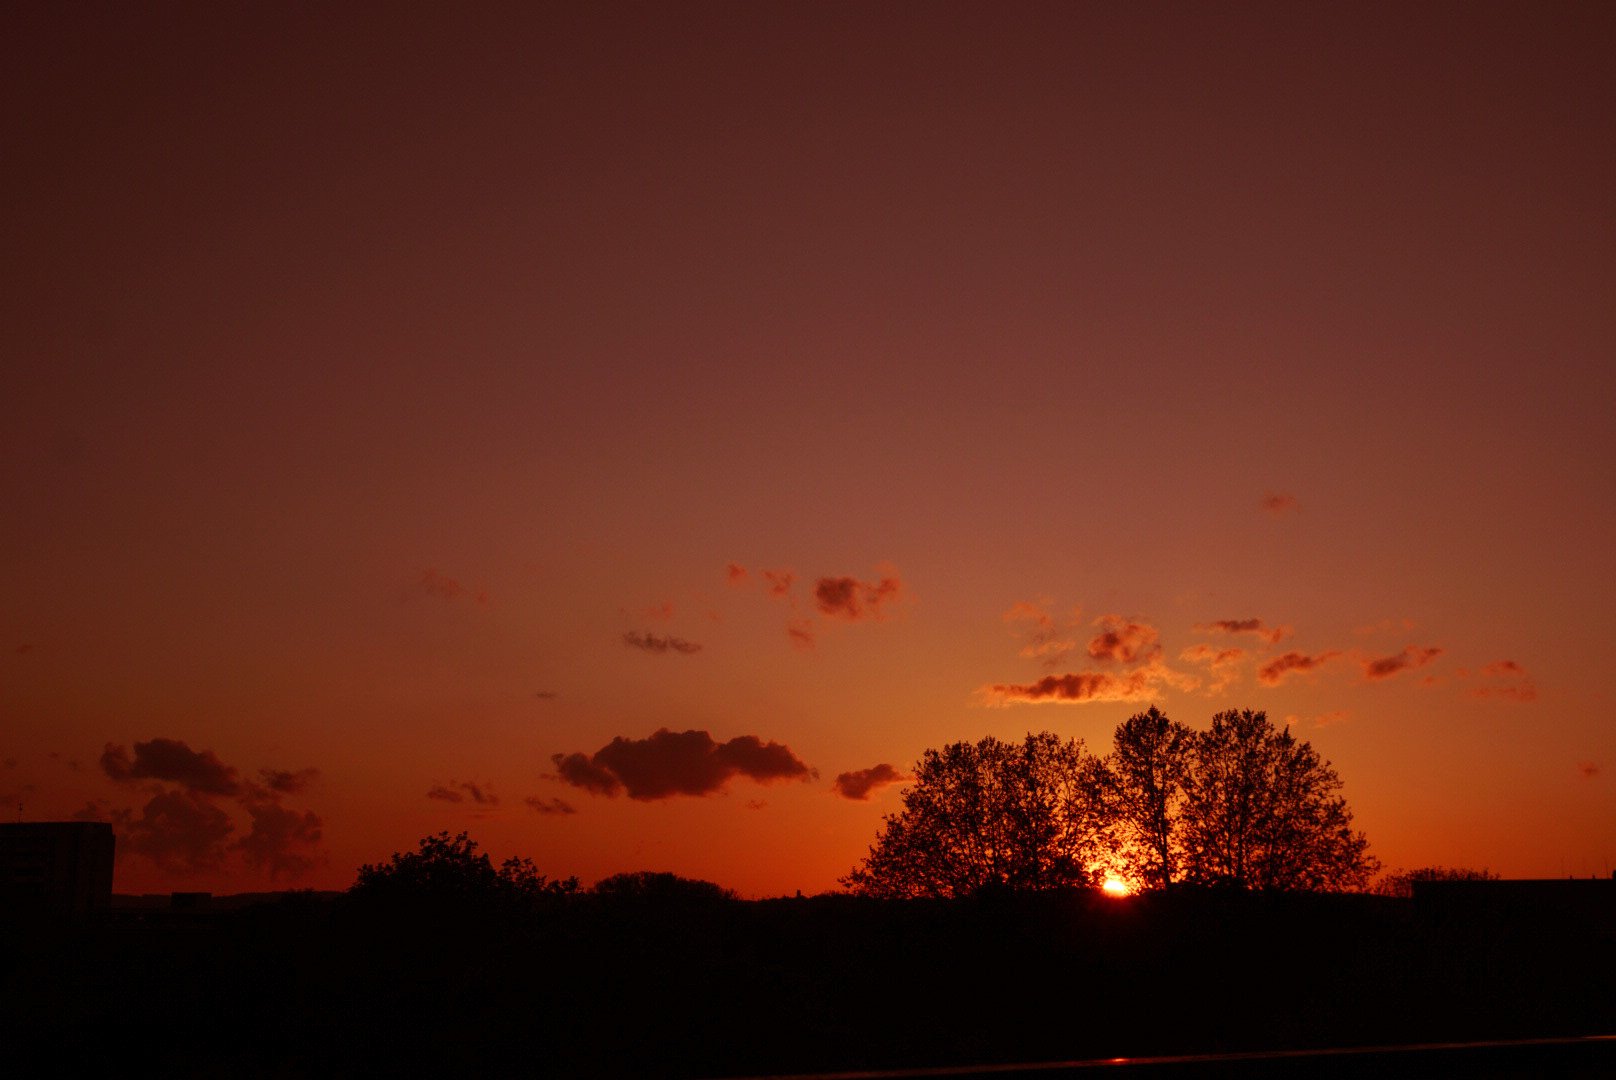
[0,821,115,920]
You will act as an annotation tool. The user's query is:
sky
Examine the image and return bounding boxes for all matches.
[4,2,1613,898]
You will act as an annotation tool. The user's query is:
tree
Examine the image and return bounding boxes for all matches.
[1104,706,1193,890]
[349,831,577,911]
[841,732,1111,898]
[1178,710,1378,891]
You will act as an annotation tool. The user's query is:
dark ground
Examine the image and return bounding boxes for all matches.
[3,887,1613,1078]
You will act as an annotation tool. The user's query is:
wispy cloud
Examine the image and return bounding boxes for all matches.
[1360,646,1443,681]
[623,631,702,655]
[426,781,500,806]
[420,568,487,604]
[832,764,909,801]
[524,796,577,815]
[1577,761,1599,779]
[1003,600,1082,666]
[1193,618,1291,646]
[981,667,1159,705]
[1256,650,1340,686]
[1458,659,1538,702]
[550,728,814,801]
[726,563,750,586]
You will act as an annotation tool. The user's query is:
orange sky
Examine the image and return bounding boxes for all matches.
[4,3,1613,897]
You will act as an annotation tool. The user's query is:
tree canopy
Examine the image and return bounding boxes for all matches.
[845,708,1379,897]
[348,830,577,912]
[840,732,1111,898]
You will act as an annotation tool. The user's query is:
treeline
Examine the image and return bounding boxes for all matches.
[846,707,1379,898]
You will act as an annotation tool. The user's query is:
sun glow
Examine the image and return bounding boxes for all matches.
[1102,878,1131,897]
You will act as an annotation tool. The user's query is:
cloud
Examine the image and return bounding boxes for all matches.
[762,569,795,597]
[551,728,814,801]
[726,563,750,586]
[787,618,815,650]
[425,780,499,806]
[101,738,241,796]
[645,601,675,621]
[1261,492,1299,515]
[623,631,702,655]
[1459,659,1538,702]
[833,764,909,800]
[550,752,623,797]
[1256,650,1341,686]
[1360,646,1443,681]
[1193,618,1291,646]
[1179,644,1245,694]
[1005,600,1082,665]
[426,785,464,803]
[525,796,577,815]
[123,789,236,872]
[1578,762,1599,779]
[1086,615,1160,664]
[234,798,323,880]
[814,573,902,621]
[258,768,318,795]
[981,668,1157,705]
[535,689,559,699]
[420,568,487,604]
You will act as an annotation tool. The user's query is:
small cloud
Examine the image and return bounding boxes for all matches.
[1360,646,1443,681]
[832,764,909,801]
[814,573,902,621]
[1193,618,1291,646]
[726,563,750,586]
[787,618,815,650]
[1179,644,1245,694]
[551,728,814,801]
[427,780,500,806]
[1313,710,1353,727]
[101,738,242,796]
[1256,650,1340,687]
[258,768,318,795]
[981,667,1159,705]
[1577,762,1599,779]
[1261,492,1299,515]
[623,631,702,655]
[1458,659,1538,702]
[762,569,796,597]
[1004,600,1082,666]
[1086,615,1160,665]
[645,601,675,621]
[524,796,577,815]
[420,568,487,604]
[744,799,767,810]
[535,690,559,699]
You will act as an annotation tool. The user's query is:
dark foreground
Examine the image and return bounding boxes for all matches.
[3,888,1613,1078]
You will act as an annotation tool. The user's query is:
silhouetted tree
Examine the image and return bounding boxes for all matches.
[842,732,1111,898]
[1373,865,1499,898]
[1104,706,1193,890]
[1179,710,1378,891]
[349,831,577,911]
[590,870,738,902]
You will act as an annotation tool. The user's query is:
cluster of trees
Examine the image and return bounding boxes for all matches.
[843,707,1380,897]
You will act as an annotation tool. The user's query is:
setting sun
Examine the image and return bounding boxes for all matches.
[1102,879,1131,897]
